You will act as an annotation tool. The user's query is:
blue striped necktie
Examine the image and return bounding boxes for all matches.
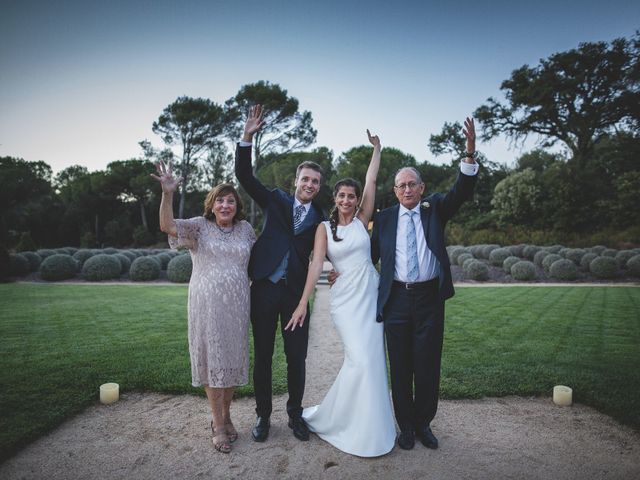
[406,211,419,282]
[293,204,305,233]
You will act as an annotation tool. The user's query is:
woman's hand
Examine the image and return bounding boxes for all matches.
[367,129,381,149]
[151,160,182,194]
[285,303,307,331]
[242,104,265,142]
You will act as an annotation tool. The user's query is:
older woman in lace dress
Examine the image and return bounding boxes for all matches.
[153,162,255,454]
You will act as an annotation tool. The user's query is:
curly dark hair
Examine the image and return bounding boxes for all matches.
[329,178,362,242]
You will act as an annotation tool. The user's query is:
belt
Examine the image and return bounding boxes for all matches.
[393,278,438,290]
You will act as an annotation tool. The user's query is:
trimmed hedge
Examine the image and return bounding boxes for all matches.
[457,253,474,267]
[82,254,122,281]
[463,260,489,281]
[153,253,172,270]
[589,245,607,255]
[549,259,579,280]
[40,254,77,281]
[522,245,541,260]
[511,260,537,281]
[20,251,42,272]
[9,254,30,277]
[488,248,511,267]
[130,257,161,281]
[113,254,132,274]
[72,250,95,270]
[627,255,640,277]
[615,250,636,269]
[580,253,598,271]
[167,254,193,283]
[564,248,587,265]
[533,250,550,267]
[542,254,562,273]
[601,248,617,258]
[36,249,57,259]
[546,245,564,254]
[481,244,501,260]
[508,244,526,257]
[589,256,618,279]
[503,256,521,274]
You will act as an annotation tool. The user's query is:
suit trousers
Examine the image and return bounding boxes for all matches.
[251,278,310,419]
[383,278,444,432]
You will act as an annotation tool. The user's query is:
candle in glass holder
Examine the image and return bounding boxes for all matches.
[553,385,572,406]
[100,383,119,404]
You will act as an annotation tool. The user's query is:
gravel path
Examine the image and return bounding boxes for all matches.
[1,285,639,479]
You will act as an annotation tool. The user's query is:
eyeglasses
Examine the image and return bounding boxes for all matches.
[394,182,422,191]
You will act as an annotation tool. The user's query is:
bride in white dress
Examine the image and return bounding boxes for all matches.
[286,130,396,457]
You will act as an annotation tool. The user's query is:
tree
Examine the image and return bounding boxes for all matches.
[475,32,640,167]
[428,121,466,159]
[152,96,226,218]
[335,146,416,210]
[104,159,156,230]
[491,169,543,226]
[0,157,54,246]
[225,82,317,222]
[225,81,317,163]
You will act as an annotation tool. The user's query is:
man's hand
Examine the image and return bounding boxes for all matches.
[462,117,476,163]
[242,104,265,142]
[327,269,340,287]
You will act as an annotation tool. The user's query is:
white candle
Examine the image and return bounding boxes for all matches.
[553,385,572,406]
[100,383,119,404]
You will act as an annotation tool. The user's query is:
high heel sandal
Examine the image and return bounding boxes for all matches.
[211,421,231,453]
[225,421,238,443]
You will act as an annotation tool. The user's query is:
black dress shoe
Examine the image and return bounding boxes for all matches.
[251,416,270,442]
[288,416,310,441]
[397,430,415,450]
[417,425,438,449]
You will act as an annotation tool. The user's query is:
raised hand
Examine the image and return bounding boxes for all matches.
[150,160,182,194]
[367,129,381,149]
[462,117,476,155]
[242,104,265,141]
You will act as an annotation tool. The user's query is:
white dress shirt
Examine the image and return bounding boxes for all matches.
[394,161,479,282]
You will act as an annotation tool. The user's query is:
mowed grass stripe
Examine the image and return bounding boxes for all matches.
[443,287,640,428]
[0,284,638,462]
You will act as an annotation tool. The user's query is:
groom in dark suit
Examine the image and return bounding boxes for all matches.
[235,105,325,442]
[371,117,478,450]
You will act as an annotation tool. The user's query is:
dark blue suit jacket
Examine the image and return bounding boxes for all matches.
[371,171,477,322]
[235,144,324,297]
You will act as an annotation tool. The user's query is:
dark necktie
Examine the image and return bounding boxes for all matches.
[293,204,305,233]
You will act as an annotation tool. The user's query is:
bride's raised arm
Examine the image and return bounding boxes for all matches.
[285,223,328,331]
[356,130,381,226]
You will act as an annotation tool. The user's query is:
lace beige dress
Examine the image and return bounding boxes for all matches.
[169,217,256,388]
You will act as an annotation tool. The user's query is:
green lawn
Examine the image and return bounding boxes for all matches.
[1,284,639,462]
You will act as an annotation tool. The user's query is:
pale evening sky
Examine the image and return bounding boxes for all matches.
[1,0,638,175]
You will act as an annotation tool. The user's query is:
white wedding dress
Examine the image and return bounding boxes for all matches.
[302,219,396,457]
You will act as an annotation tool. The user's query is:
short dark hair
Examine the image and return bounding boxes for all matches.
[203,183,245,223]
[296,161,324,180]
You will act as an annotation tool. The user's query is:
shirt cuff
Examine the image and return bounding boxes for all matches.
[238,141,252,147]
[460,161,479,176]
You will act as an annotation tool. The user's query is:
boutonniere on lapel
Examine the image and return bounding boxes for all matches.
[421,201,430,210]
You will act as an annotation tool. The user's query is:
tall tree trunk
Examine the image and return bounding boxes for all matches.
[179,186,186,219]
[139,201,148,230]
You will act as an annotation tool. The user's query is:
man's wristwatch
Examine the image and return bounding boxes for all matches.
[463,151,478,159]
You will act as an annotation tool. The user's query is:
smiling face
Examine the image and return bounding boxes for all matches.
[294,167,322,204]
[212,193,237,227]
[394,168,425,210]
[334,185,359,218]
